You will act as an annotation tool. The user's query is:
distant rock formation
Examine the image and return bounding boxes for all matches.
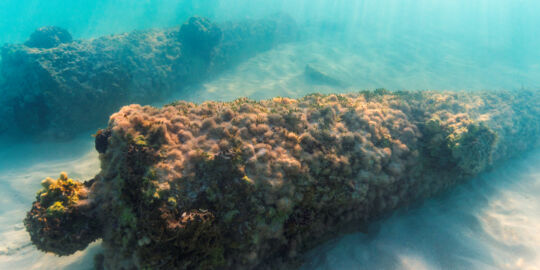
[304,64,346,87]
[0,14,298,139]
[24,90,539,269]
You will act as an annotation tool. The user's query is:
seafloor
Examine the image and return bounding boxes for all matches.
[1,31,540,269]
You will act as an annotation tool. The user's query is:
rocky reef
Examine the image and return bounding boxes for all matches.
[24,90,539,269]
[0,14,297,139]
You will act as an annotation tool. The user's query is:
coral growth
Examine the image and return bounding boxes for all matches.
[24,90,540,269]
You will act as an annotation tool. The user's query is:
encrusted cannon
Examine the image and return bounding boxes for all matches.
[0,14,297,139]
[25,90,539,269]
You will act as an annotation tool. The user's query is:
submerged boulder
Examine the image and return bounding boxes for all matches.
[304,64,347,87]
[24,90,540,269]
[24,26,73,49]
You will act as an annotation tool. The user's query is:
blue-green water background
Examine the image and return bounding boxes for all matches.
[1,1,540,269]
[2,0,540,90]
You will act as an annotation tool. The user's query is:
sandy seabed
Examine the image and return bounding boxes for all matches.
[0,136,101,269]
[1,37,539,269]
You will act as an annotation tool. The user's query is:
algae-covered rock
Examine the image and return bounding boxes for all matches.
[449,123,497,174]
[24,90,540,269]
[24,26,73,49]
[24,172,100,255]
[179,16,222,58]
[0,15,298,139]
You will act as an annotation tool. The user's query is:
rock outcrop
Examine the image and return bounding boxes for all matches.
[24,90,539,269]
[304,64,347,88]
[0,14,297,139]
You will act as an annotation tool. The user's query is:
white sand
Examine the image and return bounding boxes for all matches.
[174,33,540,104]
[0,135,101,270]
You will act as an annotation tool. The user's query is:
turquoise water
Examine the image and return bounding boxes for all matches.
[2,0,540,90]
[0,1,539,269]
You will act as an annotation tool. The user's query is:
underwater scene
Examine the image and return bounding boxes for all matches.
[0,0,539,269]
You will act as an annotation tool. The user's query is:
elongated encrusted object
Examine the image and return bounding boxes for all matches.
[25,90,539,269]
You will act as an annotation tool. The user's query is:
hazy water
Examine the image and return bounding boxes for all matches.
[0,1,539,269]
